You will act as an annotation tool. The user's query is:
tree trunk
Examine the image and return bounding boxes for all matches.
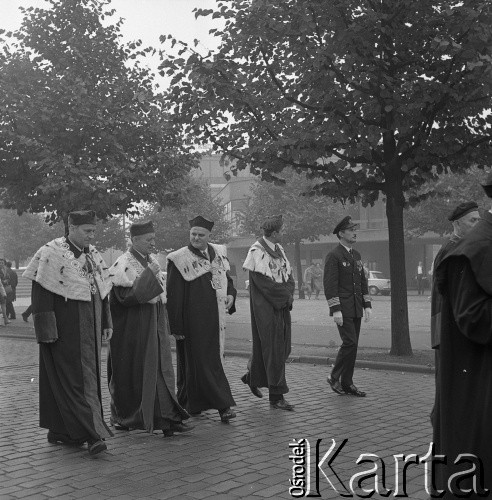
[385,168,413,356]
[294,239,305,299]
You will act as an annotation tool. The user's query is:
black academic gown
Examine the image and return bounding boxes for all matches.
[166,244,237,413]
[32,240,112,443]
[108,249,188,432]
[245,239,295,396]
[434,212,492,497]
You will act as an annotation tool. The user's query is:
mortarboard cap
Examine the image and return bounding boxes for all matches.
[130,220,155,237]
[447,201,479,222]
[68,210,97,226]
[189,215,214,232]
[333,216,359,235]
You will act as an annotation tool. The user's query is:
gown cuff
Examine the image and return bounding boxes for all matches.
[33,311,58,343]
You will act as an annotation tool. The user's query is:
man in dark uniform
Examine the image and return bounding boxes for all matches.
[324,216,372,397]
[433,176,492,496]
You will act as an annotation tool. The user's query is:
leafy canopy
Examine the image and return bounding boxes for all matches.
[0,0,198,224]
[160,0,491,203]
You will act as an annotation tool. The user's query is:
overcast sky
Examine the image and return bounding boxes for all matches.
[2,0,221,85]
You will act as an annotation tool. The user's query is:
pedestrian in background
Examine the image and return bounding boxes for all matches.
[416,261,425,295]
[303,264,313,299]
[433,176,492,495]
[311,262,323,299]
[166,216,237,423]
[5,261,18,320]
[324,216,372,397]
[0,278,7,326]
[242,214,296,411]
[108,220,191,437]
[23,210,113,456]
[0,259,13,322]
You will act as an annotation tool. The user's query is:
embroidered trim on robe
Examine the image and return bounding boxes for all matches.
[109,251,166,304]
[243,241,292,283]
[23,237,112,302]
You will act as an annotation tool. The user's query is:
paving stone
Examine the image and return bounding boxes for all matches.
[0,338,434,499]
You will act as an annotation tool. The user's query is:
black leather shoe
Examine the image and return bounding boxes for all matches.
[219,408,237,423]
[270,398,295,411]
[327,377,345,395]
[241,374,263,398]
[21,313,29,322]
[47,431,84,446]
[170,422,195,433]
[343,384,366,397]
[114,424,130,431]
[88,439,107,455]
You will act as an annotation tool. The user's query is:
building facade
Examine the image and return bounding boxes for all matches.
[197,154,444,290]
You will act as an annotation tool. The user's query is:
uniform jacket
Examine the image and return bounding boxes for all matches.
[323,244,371,317]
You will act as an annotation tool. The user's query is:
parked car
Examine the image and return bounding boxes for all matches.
[368,270,391,296]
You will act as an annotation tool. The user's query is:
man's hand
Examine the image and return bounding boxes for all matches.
[364,308,371,323]
[225,295,234,311]
[102,328,113,341]
[148,260,161,276]
[333,311,343,326]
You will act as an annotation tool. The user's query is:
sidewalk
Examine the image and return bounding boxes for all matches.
[0,336,434,499]
[3,295,435,373]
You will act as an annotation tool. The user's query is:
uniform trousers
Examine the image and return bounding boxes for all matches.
[331,317,362,388]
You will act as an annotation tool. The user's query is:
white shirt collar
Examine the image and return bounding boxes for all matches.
[263,237,276,250]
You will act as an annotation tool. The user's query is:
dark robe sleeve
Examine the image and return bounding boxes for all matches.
[112,267,163,307]
[31,281,58,343]
[249,271,294,310]
[226,270,237,315]
[446,257,492,345]
[166,261,186,336]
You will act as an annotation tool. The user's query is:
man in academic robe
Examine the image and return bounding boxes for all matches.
[166,216,237,423]
[241,214,296,411]
[23,210,113,456]
[324,216,371,397]
[108,220,191,437]
[429,201,480,426]
[433,177,492,497]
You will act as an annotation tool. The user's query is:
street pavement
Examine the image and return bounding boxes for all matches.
[0,335,435,499]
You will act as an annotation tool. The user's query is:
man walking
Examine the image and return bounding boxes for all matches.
[23,210,113,455]
[5,262,18,320]
[430,201,480,354]
[166,216,237,423]
[108,220,191,437]
[241,215,296,411]
[324,216,371,397]
[433,177,492,495]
